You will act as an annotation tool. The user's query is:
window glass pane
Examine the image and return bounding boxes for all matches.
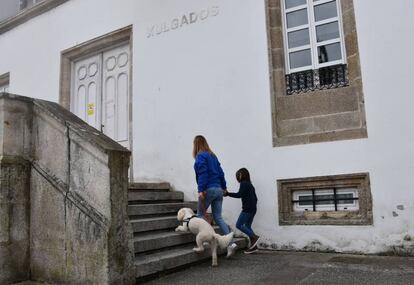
[315,194,334,205]
[286,9,308,28]
[316,21,340,42]
[318,42,342,63]
[288,28,310,48]
[298,195,313,206]
[20,0,34,10]
[314,1,337,22]
[285,0,306,9]
[289,49,312,69]
[337,193,354,205]
[20,0,44,11]
[0,84,9,93]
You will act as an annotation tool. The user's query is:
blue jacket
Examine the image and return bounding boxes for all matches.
[194,151,226,192]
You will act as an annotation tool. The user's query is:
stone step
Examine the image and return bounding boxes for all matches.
[129,182,170,192]
[133,226,221,253]
[128,202,197,217]
[130,216,179,233]
[134,237,247,279]
[133,230,195,254]
[128,191,184,203]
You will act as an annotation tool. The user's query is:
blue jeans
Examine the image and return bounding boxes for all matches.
[236,211,256,238]
[197,187,230,235]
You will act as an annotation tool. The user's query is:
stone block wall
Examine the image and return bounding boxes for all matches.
[0,93,134,285]
[0,159,30,284]
[0,94,32,284]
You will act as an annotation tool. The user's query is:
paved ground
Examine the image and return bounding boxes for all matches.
[142,250,414,285]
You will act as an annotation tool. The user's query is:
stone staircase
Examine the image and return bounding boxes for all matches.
[129,182,247,281]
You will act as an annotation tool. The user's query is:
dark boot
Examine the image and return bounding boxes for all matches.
[244,245,258,254]
[249,234,260,249]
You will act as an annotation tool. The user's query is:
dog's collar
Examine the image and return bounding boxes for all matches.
[183,215,197,228]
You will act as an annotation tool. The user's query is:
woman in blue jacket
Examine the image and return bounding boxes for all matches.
[193,135,237,257]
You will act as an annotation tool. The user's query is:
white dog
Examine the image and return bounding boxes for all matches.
[175,208,234,266]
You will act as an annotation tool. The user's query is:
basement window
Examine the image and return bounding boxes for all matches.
[292,188,358,212]
[278,173,372,225]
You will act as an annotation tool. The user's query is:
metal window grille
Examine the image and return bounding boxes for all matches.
[285,64,348,95]
[292,188,358,211]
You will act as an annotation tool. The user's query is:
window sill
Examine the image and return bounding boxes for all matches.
[0,0,69,35]
[280,210,371,226]
[274,128,368,147]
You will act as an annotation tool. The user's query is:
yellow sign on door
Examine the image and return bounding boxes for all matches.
[87,103,94,116]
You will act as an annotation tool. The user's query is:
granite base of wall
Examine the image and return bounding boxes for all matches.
[0,159,30,284]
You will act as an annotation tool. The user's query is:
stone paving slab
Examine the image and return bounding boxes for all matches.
[142,250,414,285]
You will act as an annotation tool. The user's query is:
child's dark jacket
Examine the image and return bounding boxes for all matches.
[227,181,257,213]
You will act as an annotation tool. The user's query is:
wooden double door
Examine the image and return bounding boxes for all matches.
[71,44,130,149]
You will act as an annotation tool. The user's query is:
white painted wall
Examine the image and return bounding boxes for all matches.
[0,0,413,254]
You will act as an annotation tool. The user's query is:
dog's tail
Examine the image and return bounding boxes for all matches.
[213,232,234,249]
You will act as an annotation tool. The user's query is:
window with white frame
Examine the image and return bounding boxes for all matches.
[19,0,43,11]
[282,0,348,94]
[292,188,359,212]
[0,84,9,93]
[0,73,9,93]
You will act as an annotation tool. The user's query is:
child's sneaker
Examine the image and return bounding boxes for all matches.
[226,243,237,258]
[249,235,260,249]
[244,245,258,254]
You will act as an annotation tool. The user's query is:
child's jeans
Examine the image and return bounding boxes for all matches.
[236,211,256,238]
[197,187,231,235]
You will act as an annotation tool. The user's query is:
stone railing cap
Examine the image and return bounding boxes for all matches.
[0,92,130,154]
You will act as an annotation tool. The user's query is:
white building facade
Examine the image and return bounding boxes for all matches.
[0,0,413,255]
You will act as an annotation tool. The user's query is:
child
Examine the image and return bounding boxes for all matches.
[224,168,259,254]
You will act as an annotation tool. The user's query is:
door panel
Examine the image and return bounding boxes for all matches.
[117,73,129,141]
[76,85,86,120]
[102,44,130,148]
[104,76,116,139]
[72,54,102,130]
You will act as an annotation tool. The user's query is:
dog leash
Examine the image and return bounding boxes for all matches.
[200,196,213,225]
